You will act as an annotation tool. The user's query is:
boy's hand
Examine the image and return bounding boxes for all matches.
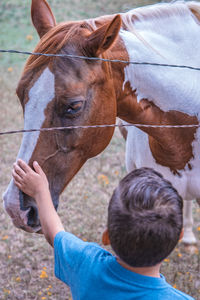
[12,159,49,199]
[13,159,64,246]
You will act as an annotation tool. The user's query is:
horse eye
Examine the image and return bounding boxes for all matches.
[65,101,83,115]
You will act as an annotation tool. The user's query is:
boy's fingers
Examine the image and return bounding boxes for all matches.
[17,159,32,173]
[13,163,26,178]
[14,181,22,190]
[33,161,44,175]
[12,170,23,183]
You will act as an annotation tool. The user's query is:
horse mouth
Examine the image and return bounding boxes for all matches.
[18,190,59,233]
[3,181,59,233]
[3,186,42,233]
[19,190,41,229]
[17,224,43,234]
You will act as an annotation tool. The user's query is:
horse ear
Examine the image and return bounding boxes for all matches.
[31,0,56,38]
[86,14,121,57]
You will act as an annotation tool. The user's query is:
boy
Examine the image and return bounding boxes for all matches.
[12,159,194,300]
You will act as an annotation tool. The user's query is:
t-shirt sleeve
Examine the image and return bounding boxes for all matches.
[54,231,98,286]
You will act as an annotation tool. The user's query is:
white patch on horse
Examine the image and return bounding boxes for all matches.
[18,67,55,162]
[3,67,55,231]
[120,2,200,115]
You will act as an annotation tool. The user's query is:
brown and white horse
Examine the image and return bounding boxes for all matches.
[3,0,200,244]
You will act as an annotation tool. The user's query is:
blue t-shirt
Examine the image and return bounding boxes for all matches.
[54,231,194,300]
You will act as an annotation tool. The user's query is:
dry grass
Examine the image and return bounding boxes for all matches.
[0,0,200,299]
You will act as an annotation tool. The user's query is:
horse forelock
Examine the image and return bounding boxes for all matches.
[24,21,94,73]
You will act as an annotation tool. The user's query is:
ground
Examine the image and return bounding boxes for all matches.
[0,0,200,299]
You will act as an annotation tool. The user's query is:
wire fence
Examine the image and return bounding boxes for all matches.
[0,123,199,136]
[1,49,200,71]
[1,48,200,135]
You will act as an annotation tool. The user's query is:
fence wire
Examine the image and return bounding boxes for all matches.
[1,48,200,135]
[1,49,200,71]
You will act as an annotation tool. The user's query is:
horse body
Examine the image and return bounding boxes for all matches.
[119,2,200,200]
[119,2,200,243]
[3,0,200,241]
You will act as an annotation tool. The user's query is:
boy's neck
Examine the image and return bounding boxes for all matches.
[117,258,161,278]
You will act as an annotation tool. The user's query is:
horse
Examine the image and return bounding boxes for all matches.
[3,0,200,245]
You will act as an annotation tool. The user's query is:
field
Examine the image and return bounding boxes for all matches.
[0,0,200,299]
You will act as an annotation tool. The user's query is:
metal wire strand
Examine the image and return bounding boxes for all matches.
[0,49,200,136]
[0,123,199,136]
[1,49,200,71]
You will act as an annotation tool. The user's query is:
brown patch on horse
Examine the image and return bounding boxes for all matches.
[117,81,140,121]
[117,87,198,173]
[145,107,198,173]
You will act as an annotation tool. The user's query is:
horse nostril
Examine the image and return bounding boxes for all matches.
[27,206,40,227]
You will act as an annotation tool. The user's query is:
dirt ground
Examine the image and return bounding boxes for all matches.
[0,0,200,299]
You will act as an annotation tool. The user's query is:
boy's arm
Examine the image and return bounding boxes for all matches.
[12,159,64,247]
[33,188,64,246]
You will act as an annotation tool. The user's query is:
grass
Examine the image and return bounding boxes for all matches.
[0,0,200,299]
[0,0,168,67]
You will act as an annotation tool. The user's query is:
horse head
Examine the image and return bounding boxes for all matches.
[3,0,121,233]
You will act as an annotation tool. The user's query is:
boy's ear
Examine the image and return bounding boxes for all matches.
[102,229,110,245]
[179,228,184,241]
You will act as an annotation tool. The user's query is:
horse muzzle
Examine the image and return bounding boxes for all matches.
[3,180,40,232]
[3,179,40,232]
[3,178,59,233]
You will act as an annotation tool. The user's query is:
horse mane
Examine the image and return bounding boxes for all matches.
[24,1,200,72]
[120,1,200,57]
[24,21,92,72]
[122,1,200,29]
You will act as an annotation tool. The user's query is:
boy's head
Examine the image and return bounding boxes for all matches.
[105,168,183,267]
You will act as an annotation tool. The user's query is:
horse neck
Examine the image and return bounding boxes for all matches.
[105,38,142,124]
[107,32,198,172]
[114,76,198,172]
[94,6,200,172]
[104,8,200,129]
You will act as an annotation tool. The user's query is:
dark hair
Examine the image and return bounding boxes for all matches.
[107,168,183,267]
